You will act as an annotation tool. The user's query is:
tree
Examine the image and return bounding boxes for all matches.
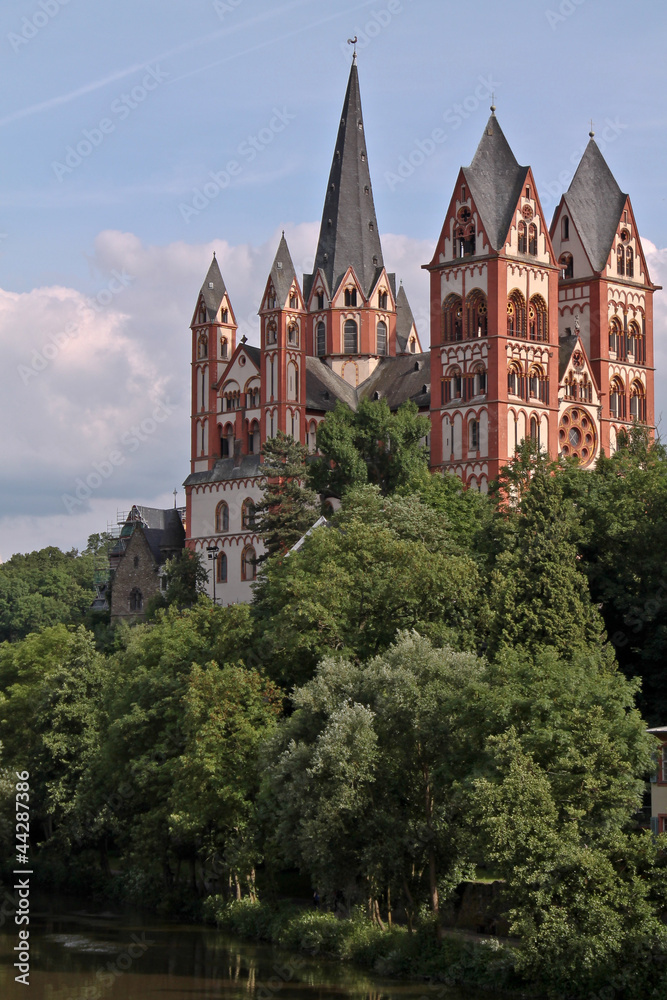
[146,548,209,617]
[262,633,484,922]
[309,398,431,498]
[169,662,282,898]
[252,487,482,686]
[254,431,319,562]
[486,463,603,658]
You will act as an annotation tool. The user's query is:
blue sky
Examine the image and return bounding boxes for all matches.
[1,0,666,558]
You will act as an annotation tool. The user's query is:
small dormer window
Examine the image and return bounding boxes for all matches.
[344,288,357,307]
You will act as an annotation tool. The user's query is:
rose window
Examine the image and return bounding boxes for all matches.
[559,406,597,467]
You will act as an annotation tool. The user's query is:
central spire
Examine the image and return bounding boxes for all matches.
[307,59,384,299]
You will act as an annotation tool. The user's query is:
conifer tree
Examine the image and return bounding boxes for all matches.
[255,431,319,563]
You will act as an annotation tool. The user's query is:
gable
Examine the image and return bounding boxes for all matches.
[219,345,260,389]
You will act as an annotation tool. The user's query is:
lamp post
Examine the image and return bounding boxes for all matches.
[206,546,219,605]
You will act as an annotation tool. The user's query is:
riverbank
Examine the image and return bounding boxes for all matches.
[202,897,528,995]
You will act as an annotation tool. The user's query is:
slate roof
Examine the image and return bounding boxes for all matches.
[112,507,185,566]
[184,455,263,487]
[565,139,627,272]
[305,61,384,300]
[558,332,580,380]
[463,114,528,251]
[244,344,261,368]
[359,353,431,409]
[305,356,358,411]
[200,255,227,321]
[269,234,299,306]
[395,283,416,353]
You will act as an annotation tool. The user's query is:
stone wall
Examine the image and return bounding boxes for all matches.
[110,528,163,623]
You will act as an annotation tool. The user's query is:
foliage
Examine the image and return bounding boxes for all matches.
[252,487,482,686]
[309,399,430,498]
[254,431,320,562]
[147,547,209,616]
[0,544,104,642]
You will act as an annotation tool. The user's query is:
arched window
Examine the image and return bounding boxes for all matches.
[344,288,357,307]
[609,317,622,355]
[559,252,573,279]
[409,338,416,354]
[626,247,634,278]
[215,501,229,533]
[266,324,277,345]
[316,321,326,356]
[241,545,256,581]
[528,223,537,256]
[241,499,256,530]
[530,416,539,445]
[609,376,625,419]
[528,367,541,398]
[344,319,358,353]
[507,290,526,339]
[466,289,487,338]
[217,552,227,583]
[287,324,299,346]
[129,589,143,612]
[450,367,462,399]
[221,308,229,324]
[376,321,387,355]
[198,304,206,324]
[630,380,646,421]
[220,336,229,359]
[518,221,527,254]
[473,366,487,396]
[507,363,521,396]
[562,216,569,240]
[197,333,208,359]
[442,294,463,342]
[378,291,388,309]
[469,418,480,450]
[289,293,298,309]
[617,246,625,276]
[529,295,548,342]
[221,424,234,458]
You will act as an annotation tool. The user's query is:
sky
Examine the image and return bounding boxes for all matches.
[1,0,667,560]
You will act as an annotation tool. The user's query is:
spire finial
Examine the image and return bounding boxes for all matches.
[213,250,216,257]
[173,488,177,509]
[589,118,595,138]
[347,36,357,62]
[490,93,496,114]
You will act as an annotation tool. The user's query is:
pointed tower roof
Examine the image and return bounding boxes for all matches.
[565,138,627,272]
[307,60,384,299]
[268,232,298,306]
[395,283,416,353]
[199,254,227,321]
[462,114,528,251]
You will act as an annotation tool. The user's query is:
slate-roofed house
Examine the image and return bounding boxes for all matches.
[109,506,185,623]
[184,58,657,606]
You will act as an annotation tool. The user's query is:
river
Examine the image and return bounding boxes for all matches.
[0,894,502,1000]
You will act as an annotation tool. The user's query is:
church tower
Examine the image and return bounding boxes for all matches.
[550,134,657,456]
[259,234,308,443]
[302,56,420,387]
[189,254,237,474]
[425,110,560,491]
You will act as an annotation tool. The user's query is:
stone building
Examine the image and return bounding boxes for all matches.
[109,506,185,623]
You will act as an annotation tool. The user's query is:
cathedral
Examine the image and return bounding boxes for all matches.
[183,57,657,603]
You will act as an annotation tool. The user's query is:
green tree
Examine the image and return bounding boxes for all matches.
[252,487,481,686]
[169,662,282,898]
[262,633,483,922]
[254,431,319,562]
[309,398,430,498]
[146,548,209,617]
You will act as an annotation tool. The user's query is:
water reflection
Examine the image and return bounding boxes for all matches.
[0,895,491,1000]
